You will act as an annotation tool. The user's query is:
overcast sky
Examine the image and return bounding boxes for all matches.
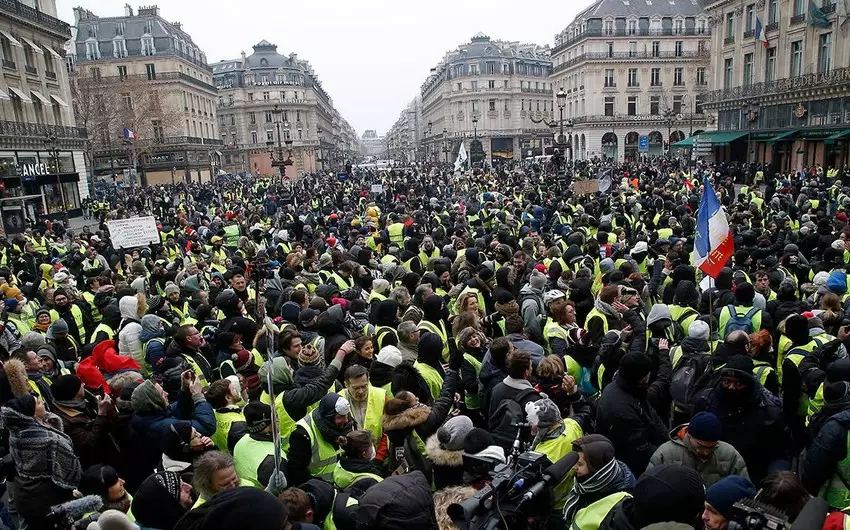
[56,0,593,137]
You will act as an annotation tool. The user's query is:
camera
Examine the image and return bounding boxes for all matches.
[448,451,576,530]
[727,498,789,530]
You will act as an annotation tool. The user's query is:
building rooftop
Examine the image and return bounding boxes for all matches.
[577,0,704,17]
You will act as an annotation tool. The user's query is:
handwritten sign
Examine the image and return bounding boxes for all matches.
[108,216,160,249]
[370,184,384,193]
[573,179,599,195]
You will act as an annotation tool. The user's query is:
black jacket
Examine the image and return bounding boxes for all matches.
[802,409,850,497]
[487,378,542,420]
[355,471,438,530]
[596,374,668,477]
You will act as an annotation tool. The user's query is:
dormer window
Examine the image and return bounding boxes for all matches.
[85,40,101,60]
[144,20,153,34]
[141,36,155,56]
[113,37,127,58]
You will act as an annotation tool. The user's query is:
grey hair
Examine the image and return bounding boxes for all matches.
[398,320,418,339]
[389,287,410,305]
[193,451,234,499]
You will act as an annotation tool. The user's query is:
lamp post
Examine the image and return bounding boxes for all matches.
[442,127,450,164]
[44,133,68,226]
[743,99,759,165]
[532,88,569,169]
[425,121,432,164]
[663,107,677,157]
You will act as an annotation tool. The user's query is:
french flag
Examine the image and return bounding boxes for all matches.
[123,128,136,140]
[754,17,769,48]
[693,177,734,278]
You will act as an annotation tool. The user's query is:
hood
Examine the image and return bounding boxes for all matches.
[141,314,163,335]
[673,281,699,308]
[102,304,122,328]
[564,244,583,264]
[382,404,431,432]
[374,299,400,327]
[280,301,301,324]
[119,295,142,320]
[131,379,167,413]
[646,304,673,327]
[671,265,696,286]
[828,271,848,295]
[317,304,346,336]
[425,433,464,467]
[300,479,337,523]
[520,283,542,297]
[680,337,709,354]
[715,268,733,290]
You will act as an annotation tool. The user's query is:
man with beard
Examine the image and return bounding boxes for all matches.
[165,282,191,325]
[79,465,133,515]
[695,355,786,484]
[418,236,440,271]
[50,288,86,347]
[286,393,354,486]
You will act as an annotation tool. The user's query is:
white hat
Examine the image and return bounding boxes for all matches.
[633,241,649,254]
[376,345,403,368]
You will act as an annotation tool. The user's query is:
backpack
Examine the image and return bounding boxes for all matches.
[669,350,713,415]
[723,305,759,339]
[489,387,541,450]
[672,308,699,342]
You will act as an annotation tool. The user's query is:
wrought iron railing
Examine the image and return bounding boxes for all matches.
[552,27,711,55]
[553,50,708,73]
[790,13,806,24]
[0,120,87,138]
[0,0,70,37]
[700,67,850,103]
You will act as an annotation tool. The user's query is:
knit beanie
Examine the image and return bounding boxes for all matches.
[618,352,653,383]
[463,427,496,455]
[243,402,273,434]
[457,327,481,348]
[3,299,17,312]
[86,510,137,530]
[148,295,166,313]
[162,421,194,460]
[131,379,168,412]
[298,342,322,367]
[231,350,253,372]
[50,318,69,335]
[529,270,547,291]
[7,394,36,416]
[376,345,403,368]
[21,331,46,350]
[492,288,514,305]
[688,320,710,341]
[79,464,120,497]
[164,282,180,296]
[437,415,474,451]
[784,314,810,344]
[572,434,616,475]
[705,476,757,520]
[632,464,705,527]
[3,286,21,299]
[568,328,589,346]
[722,355,754,381]
[687,411,722,442]
[50,374,83,401]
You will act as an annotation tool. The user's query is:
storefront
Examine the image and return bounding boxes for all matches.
[0,150,83,223]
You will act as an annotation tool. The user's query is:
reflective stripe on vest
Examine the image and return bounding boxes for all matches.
[296,414,341,482]
[50,306,85,342]
[584,308,609,336]
[212,408,245,454]
[233,435,275,488]
[90,323,115,343]
[340,385,387,443]
[332,461,383,490]
[414,361,443,402]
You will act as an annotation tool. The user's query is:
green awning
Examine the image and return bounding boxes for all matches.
[825,129,850,145]
[689,130,749,145]
[766,129,800,146]
[800,129,838,140]
[672,137,695,148]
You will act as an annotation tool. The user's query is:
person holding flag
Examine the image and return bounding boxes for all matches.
[693,177,734,280]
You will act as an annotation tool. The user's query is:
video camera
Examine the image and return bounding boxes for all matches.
[727,498,789,530]
[448,451,578,530]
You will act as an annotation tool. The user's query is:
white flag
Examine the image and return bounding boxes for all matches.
[454,141,468,171]
[598,168,613,193]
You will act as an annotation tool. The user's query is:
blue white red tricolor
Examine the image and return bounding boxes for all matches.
[693,177,734,278]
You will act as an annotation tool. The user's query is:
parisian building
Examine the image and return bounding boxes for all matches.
[68,5,222,186]
[699,0,850,170]
[385,97,423,164]
[0,0,88,229]
[360,129,386,159]
[550,0,712,162]
[211,40,358,176]
[417,33,554,166]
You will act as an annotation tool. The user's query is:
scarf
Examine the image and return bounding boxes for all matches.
[562,458,623,523]
[32,322,50,333]
[53,399,87,412]
[495,300,519,315]
[532,418,565,448]
[594,298,621,320]
[312,406,353,445]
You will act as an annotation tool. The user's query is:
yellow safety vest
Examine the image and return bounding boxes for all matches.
[388,223,405,246]
[233,435,276,488]
[332,461,383,491]
[81,291,102,324]
[414,361,443,402]
[584,308,609,335]
[418,319,450,362]
[819,431,850,509]
[534,419,583,510]
[570,491,632,530]
[340,385,387,443]
[211,407,245,454]
[463,353,482,409]
[266,391,297,451]
[717,305,762,339]
[50,306,86,342]
[90,322,115,343]
[223,224,240,247]
[295,414,342,483]
[544,318,570,355]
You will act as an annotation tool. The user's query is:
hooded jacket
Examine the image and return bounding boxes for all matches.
[647,426,749,487]
[140,314,166,367]
[356,471,438,530]
[318,305,355,364]
[118,295,144,364]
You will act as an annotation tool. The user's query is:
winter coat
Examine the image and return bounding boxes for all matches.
[695,376,786,483]
[487,376,542,420]
[356,471,438,530]
[434,485,477,530]
[647,426,749,487]
[51,401,118,471]
[802,409,850,497]
[477,357,507,415]
[118,296,143,363]
[425,433,465,491]
[596,374,669,477]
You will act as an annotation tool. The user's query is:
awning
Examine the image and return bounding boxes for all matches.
[672,137,695,148]
[7,87,31,103]
[825,129,850,145]
[767,130,800,145]
[44,46,62,60]
[21,38,42,54]
[49,94,68,107]
[30,90,51,106]
[689,130,749,145]
[0,30,22,48]
[800,129,838,140]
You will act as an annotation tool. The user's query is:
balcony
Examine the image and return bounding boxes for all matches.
[0,120,86,139]
[45,70,56,80]
[724,36,735,45]
[700,66,850,104]
[552,50,708,73]
[743,29,755,38]
[822,3,836,14]
[570,113,710,125]
[520,87,553,94]
[604,82,617,88]
[2,59,15,70]
[765,22,779,31]
[0,0,71,39]
[627,82,640,88]
[552,26,712,55]
[24,65,36,75]
[790,13,806,24]
[95,72,217,92]
[76,48,211,72]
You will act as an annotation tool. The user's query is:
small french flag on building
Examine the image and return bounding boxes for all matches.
[123,128,136,140]
[754,17,769,48]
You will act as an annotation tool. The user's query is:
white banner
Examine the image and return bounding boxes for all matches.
[108,216,160,249]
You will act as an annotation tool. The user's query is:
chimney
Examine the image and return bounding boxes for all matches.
[240,50,246,62]
[289,52,297,62]
[124,3,133,16]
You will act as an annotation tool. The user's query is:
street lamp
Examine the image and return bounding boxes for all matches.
[442,127,450,164]
[663,106,677,156]
[44,133,68,226]
[471,116,478,139]
[425,121,432,164]
[743,100,759,165]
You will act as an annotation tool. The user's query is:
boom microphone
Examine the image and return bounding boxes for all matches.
[520,451,580,504]
[49,495,103,521]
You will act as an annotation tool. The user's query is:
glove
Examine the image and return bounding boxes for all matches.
[265,469,287,496]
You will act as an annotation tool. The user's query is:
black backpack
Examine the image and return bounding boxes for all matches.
[489,388,541,450]
[672,308,699,342]
[669,349,714,415]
